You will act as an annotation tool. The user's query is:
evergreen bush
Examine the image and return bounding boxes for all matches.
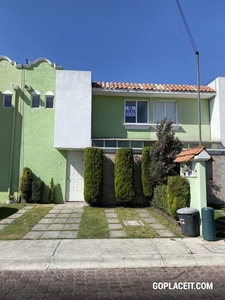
[49,177,56,203]
[141,146,153,199]
[114,148,135,204]
[31,181,44,203]
[20,167,32,202]
[167,176,190,219]
[84,147,103,206]
[152,185,168,212]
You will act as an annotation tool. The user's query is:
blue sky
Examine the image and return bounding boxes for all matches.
[1,0,224,85]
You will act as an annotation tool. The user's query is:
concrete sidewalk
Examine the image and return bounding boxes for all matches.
[0,237,225,271]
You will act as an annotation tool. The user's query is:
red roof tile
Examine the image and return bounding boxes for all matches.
[92,81,215,93]
[174,146,206,162]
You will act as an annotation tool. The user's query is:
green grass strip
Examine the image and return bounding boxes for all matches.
[0,204,54,240]
[77,207,109,239]
[116,207,159,238]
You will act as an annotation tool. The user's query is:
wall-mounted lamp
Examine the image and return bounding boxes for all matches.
[11,84,18,90]
[24,84,31,90]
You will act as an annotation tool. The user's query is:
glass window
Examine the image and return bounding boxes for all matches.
[131,141,142,148]
[154,101,177,124]
[118,141,130,148]
[105,140,117,147]
[31,95,40,108]
[46,96,54,108]
[92,140,104,147]
[3,95,12,108]
[125,100,148,123]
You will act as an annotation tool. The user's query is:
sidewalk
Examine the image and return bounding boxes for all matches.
[0,237,225,271]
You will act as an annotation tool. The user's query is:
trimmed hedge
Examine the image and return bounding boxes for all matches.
[31,181,44,203]
[152,185,167,212]
[114,148,135,204]
[49,177,56,203]
[84,147,103,206]
[20,167,32,202]
[141,146,153,199]
[167,176,190,219]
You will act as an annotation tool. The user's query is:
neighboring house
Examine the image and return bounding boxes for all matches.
[0,55,224,204]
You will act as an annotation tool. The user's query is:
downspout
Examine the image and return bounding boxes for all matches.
[8,89,17,196]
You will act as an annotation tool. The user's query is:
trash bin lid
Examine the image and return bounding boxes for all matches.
[177,207,198,214]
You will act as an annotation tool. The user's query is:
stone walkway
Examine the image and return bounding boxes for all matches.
[104,208,175,238]
[0,205,34,230]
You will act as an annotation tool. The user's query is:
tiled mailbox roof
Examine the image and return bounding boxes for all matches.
[174,146,209,162]
[92,82,215,93]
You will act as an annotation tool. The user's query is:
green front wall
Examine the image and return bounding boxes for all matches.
[92,95,210,141]
[0,59,66,203]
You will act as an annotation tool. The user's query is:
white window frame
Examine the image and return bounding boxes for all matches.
[153,100,178,124]
[31,90,40,108]
[45,91,54,109]
[123,100,150,129]
[3,90,13,108]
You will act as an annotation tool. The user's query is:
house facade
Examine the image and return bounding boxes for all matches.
[0,55,225,204]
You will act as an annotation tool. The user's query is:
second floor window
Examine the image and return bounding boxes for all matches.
[125,100,148,123]
[3,94,12,108]
[31,91,40,108]
[154,101,177,124]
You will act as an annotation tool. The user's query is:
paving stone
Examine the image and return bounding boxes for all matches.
[67,218,81,223]
[123,220,144,226]
[59,231,78,239]
[63,224,80,230]
[56,213,70,218]
[7,214,23,219]
[109,230,126,238]
[44,213,58,218]
[69,213,83,217]
[0,224,6,230]
[104,209,115,213]
[107,218,120,224]
[51,218,67,224]
[47,224,65,231]
[155,229,174,237]
[105,213,118,218]
[149,223,166,229]
[23,231,43,239]
[108,224,123,230]
[0,219,14,224]
[38,218,53,224]
[31,224,49,231]
[41,231,61,239]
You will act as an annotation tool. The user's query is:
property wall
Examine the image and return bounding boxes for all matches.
[92,95,211,142]
[54,70,92,149]
[20,61,67,203]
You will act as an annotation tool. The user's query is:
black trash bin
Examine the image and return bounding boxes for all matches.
[201,207,216,241]
[177,207,200,237]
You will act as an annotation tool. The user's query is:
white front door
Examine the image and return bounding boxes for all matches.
[66,151,84,201]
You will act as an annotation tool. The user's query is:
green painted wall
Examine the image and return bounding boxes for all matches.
[92,95,211,142]
[0,59,67,203]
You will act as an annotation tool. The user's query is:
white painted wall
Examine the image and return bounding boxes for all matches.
[208,77,225,148]
[54,70,92,149]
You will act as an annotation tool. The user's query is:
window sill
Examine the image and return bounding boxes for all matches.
[151,124,181,131]
[123,123,151,130]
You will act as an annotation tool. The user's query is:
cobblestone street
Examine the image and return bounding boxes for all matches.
[0,266,225,300]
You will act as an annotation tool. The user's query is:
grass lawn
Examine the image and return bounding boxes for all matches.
[0,204,53,240]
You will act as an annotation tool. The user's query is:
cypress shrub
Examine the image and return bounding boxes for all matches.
[141,146,153,199]
[167,176,190,219]
[152,185,167,212]
[31,181,44,203]
[49,177,56,203]
[114,148,135,204]
[84,147,103,206]
[20,167,32,202]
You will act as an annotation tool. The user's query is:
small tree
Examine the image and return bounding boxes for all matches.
[20,167,32,202]
[150,118,183,186]
[49,177,56,203]
[31,181,44,203]
[114,148,135,204]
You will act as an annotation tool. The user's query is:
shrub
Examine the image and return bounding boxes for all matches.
[31,181,44,203]
[114,148,135,204]
[84,147,103,206]
[49,177,56,203]
[20,167,32,202]
[167,176,190,219]
[149,118,183,186]
[152,185,168,212]
[141,146,153,199]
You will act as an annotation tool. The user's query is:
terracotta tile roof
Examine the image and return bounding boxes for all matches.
[92,82,215,93]
[174,146,206,162]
